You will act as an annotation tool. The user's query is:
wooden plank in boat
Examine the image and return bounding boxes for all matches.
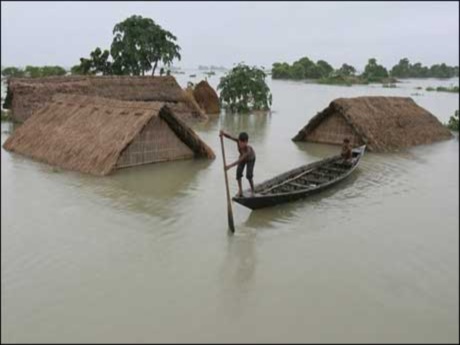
[304,176,329,184]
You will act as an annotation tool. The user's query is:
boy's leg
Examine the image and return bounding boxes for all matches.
[236,161,246,197]
[237,179,243,197]
[246,159,256,195]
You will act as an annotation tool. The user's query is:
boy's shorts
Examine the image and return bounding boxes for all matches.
[236,158,256,180]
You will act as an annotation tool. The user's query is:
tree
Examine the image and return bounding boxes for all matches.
[72,47,112,75]
[110,15,181,76]
[218,63,272,113]
[22,65,67,78]
[338,63,356,76]
[290,61,305,79]
[430,63,455,78]
[1,67,25,78]
[316,60,334,78]
[390,58,411,78]
[271,62,291,79]
[362,58,389,81]
[410,62,429,78]
[24,66,42,78]
[40,66,67,77]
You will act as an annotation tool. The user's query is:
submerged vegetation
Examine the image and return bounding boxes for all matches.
[426,86,459,93]
[218,63,272,113]
[272,56,459,85]
[382,83,398,88]
[391,58,459,78]
[447,110,459,131]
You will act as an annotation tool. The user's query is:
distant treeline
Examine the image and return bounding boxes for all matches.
[1,66,67,79]
[272,57,459,84]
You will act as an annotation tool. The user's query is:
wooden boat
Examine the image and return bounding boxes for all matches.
[233,145,366,210]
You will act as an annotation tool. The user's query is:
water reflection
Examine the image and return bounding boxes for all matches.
[72,159,212,219]
[219,232,257,317]
[242,169,363,230]
[219,111,271,143]
[293,141,341,160]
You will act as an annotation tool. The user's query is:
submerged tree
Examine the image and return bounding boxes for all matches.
[218,63,272,113]
[111,15,181,76]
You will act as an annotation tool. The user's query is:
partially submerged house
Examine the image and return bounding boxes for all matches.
[3,75,206,123]
[292,96,452,151]
[192,80,220,114]
[2,94,215,176]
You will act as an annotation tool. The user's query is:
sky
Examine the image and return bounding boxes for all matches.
[1,1,459,70]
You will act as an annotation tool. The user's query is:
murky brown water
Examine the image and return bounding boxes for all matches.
[1,75,459,343]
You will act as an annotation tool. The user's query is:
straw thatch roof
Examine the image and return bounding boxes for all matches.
[3,94,215,176]
[5,75,206,123]
[193,80,220,114]
[292,96,452,151]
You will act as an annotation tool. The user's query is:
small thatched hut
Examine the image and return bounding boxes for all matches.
[292,96,452,151]
[4,75,206,123]
[192,80,220,114]
[3,94,215,176]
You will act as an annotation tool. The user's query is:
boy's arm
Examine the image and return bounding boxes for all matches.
[225,152,250,170]
[219,130,238,142]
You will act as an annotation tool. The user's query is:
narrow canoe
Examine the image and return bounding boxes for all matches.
[233,145,366,210]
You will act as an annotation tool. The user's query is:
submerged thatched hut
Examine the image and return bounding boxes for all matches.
[292,96,452,151]
[192,80,220,114]
[3,94,215,176]
[4,75,206,123]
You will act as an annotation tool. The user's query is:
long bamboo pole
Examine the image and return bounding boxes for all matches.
[219,135,235,233]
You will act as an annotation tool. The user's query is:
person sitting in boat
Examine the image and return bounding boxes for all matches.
[219,130,256,197]
[341,138,353,163]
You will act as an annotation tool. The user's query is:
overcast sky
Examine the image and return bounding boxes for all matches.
[1,1,459,70]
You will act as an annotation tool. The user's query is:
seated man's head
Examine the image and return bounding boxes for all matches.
[343,138,350,145]
[238,132,249,149]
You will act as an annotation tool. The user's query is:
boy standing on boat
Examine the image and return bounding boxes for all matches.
[219,130,256,197]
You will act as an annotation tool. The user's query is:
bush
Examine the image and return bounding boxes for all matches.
[1,110,11,122]
[447,110,459,131]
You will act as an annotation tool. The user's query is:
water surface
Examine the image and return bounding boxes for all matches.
[1,75,458,343]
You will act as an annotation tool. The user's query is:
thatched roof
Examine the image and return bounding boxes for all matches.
[5,75,206,123]
[3,94,215,176]
[193,80,220,114]
[292,96,452,151]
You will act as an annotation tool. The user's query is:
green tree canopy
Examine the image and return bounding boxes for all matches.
[71,48,112,75]
[72,15,181,76]
[338,63,356,76]
[1,67,25,78]
[390,58,411,78]
[218,63,272,113]
[362,58,389,81]
[110,15,181,76]
[316,60,334,78]
[272,62,291,79]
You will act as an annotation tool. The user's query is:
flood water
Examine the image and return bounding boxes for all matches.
[1,74,459,343]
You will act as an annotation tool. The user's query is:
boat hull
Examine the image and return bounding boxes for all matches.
[233,145,365,210]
